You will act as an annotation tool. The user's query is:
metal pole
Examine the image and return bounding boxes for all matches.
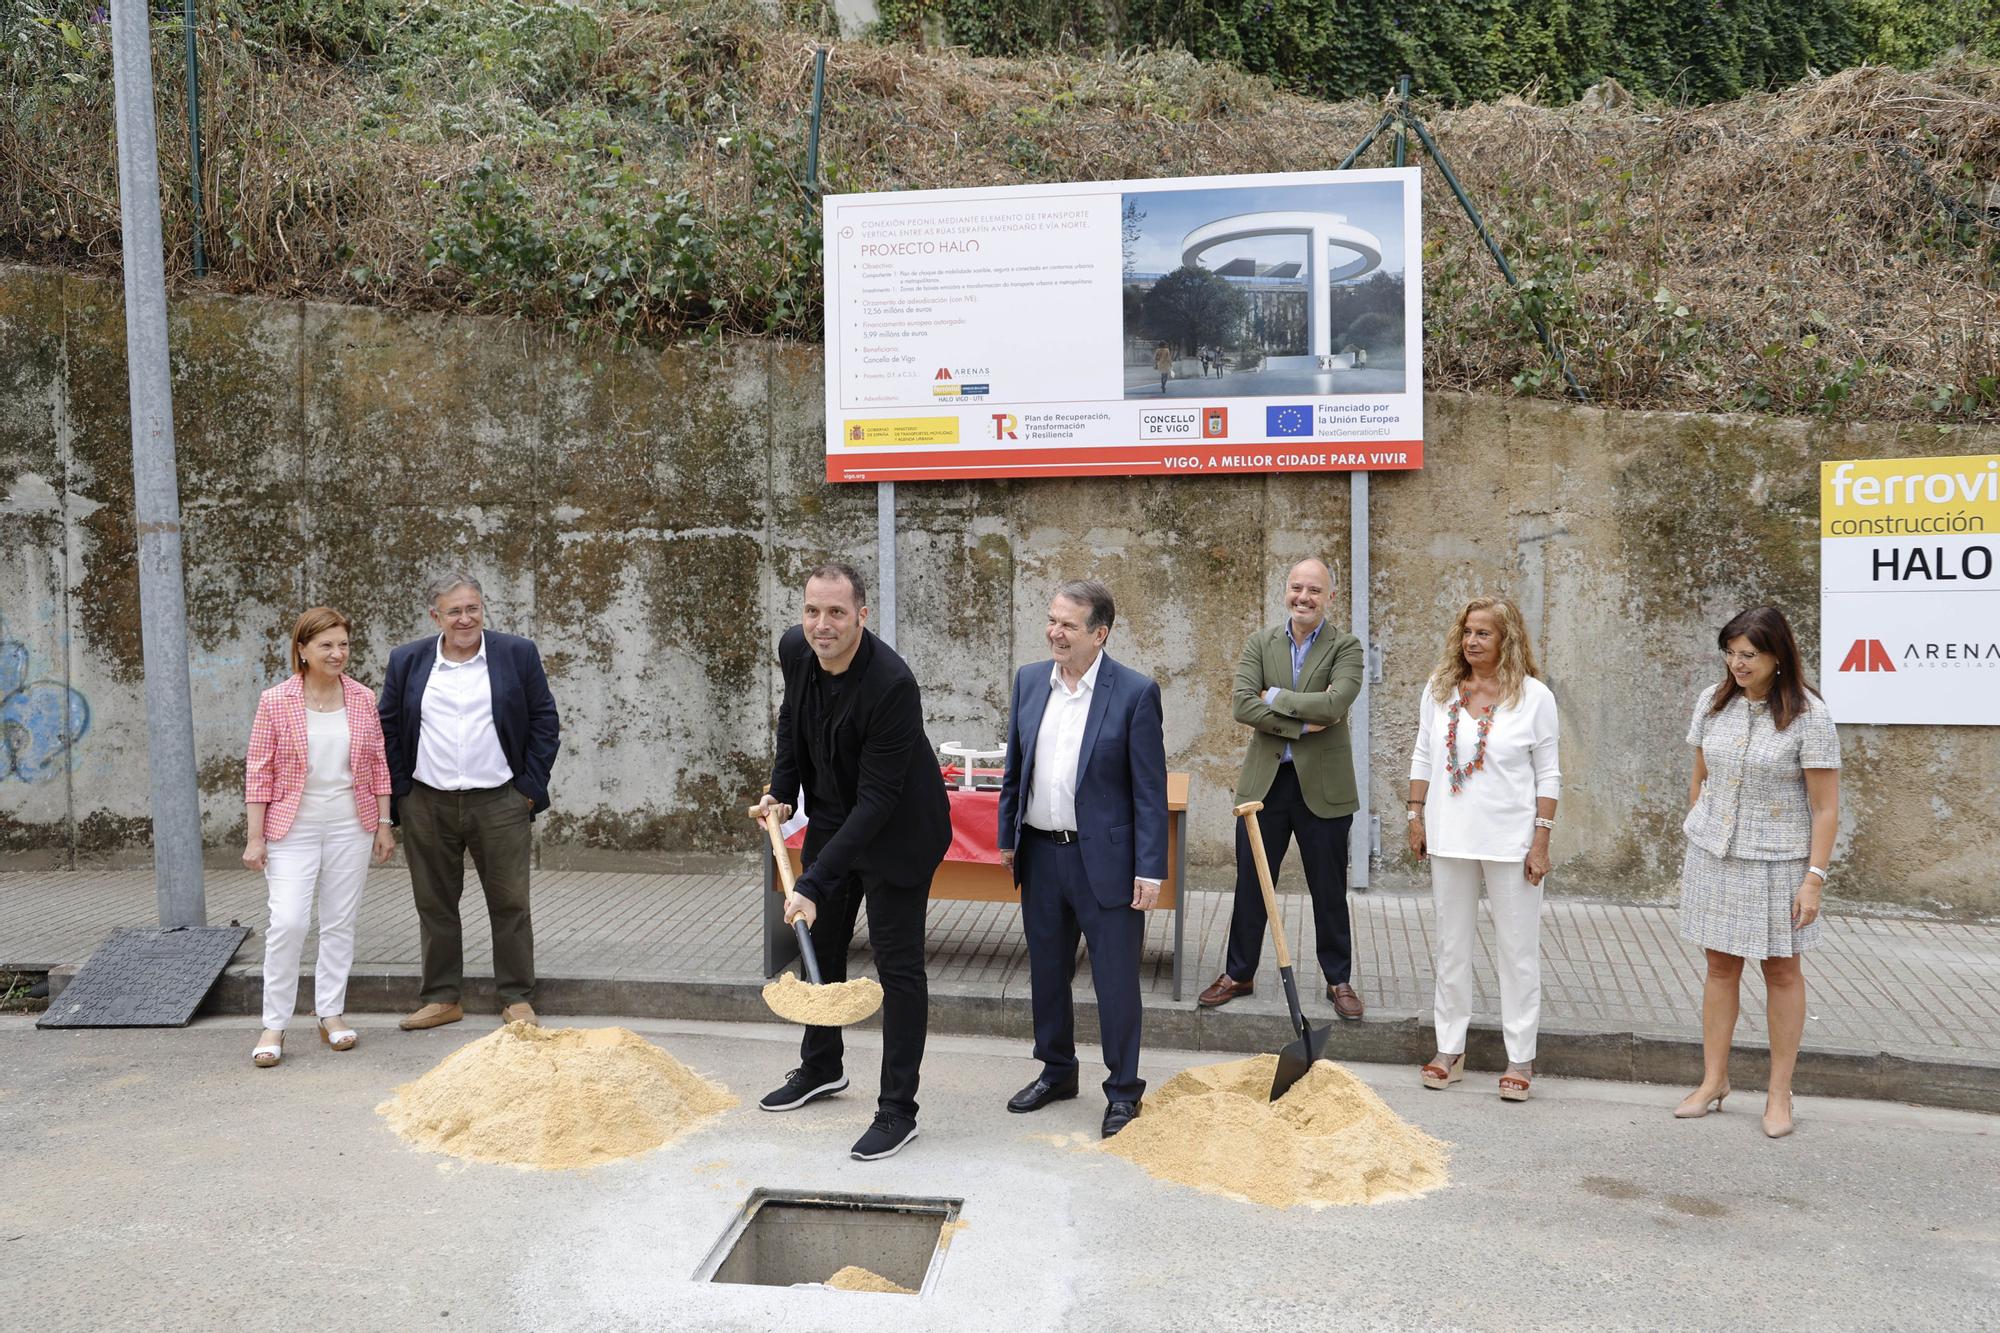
[1395,75,1410,168]
[109,0,206,926]
[876,483,897,648]
[798,45,897,645]
[1334,109,1397,171]
[1350,479,1371,888]
[1345,78,1410,888]
[805,47,826,191]
[799,46,899,645]
[183,0,205,277]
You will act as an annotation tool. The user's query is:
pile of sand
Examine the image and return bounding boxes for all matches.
[377,1023,735,1170]
[825,1265,915,1294]
[1101,1055,1449,1208]
[762,973,884,1026]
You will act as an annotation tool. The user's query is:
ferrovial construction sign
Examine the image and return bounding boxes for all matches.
[1821,454,2000,725]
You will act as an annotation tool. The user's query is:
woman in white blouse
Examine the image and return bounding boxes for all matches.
[1407,596,1560,1101]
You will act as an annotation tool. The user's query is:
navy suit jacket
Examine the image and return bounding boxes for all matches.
[997,653,1169,910]
[379,631,561,824]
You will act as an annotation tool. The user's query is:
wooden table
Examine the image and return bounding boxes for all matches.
[761,772,1193,1000]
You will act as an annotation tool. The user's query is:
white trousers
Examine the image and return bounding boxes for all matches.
[1430,854,1544,1064]
[261,813,371,1030]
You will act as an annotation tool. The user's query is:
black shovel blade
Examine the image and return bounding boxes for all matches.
[1270,1019,1330,1102]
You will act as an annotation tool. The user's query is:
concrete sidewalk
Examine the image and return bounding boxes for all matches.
[5,866,1996,1111]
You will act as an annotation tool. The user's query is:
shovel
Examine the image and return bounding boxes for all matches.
[1234,800,1329,1101]
[752,805,883,1025]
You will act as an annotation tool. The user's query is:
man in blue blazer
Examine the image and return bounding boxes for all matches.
[997,579,1168,1138]
[379,572,560,1031]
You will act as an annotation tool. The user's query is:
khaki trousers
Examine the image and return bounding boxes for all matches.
[402,781,536,1006]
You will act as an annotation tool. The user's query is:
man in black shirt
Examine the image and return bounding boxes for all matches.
[750,562,951,1160]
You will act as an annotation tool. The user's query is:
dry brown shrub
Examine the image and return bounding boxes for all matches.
[3,10,1994,419]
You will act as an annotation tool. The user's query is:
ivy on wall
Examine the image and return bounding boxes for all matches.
[880,0,2000,105]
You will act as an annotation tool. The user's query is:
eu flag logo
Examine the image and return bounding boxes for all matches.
[1265,404,1313,437]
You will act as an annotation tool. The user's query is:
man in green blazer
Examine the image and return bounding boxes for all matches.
[1199,558,1367,1019]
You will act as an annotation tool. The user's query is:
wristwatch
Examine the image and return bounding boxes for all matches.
[1406,808,1421,822]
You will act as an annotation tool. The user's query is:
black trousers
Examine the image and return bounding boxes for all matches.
[1224,763,1355,986]
[797,867,930,1123]
[1020,833,1146,1105]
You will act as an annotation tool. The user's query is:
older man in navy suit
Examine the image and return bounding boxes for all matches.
[997,579,1168,1138]
[379,572,560,1032]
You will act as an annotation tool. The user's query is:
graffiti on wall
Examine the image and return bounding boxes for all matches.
[0,616,90,782]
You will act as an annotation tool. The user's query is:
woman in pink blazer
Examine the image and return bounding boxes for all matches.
[243,607,395,1067]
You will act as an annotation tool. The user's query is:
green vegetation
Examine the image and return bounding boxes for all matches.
[1,0,1995,421]
[884,0,2000,106]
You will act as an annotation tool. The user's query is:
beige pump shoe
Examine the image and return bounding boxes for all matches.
[1674,1083,1730,1118]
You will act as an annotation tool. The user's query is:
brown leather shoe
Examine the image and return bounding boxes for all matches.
[1328,982,1365,1020]
[1196,974,1253,1008]
[501,1002,539,1027]
[398,1002,464,1031]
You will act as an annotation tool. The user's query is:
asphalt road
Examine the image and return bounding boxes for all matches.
[2,1014,1993,1332]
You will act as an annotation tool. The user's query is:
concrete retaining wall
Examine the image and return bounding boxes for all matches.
[3,265,1995,912]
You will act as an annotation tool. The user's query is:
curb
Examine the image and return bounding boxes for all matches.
[47,963,2000,1115]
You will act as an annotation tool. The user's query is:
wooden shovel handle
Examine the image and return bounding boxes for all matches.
[750,805,799,895]
[1232,800,1292,970]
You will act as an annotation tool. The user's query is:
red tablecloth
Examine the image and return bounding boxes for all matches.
[782,776,1003,864]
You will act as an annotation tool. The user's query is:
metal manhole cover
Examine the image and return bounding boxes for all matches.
[36,926,251,1028]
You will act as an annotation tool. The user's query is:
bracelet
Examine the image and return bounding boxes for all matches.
[1806,865,1828,883]
[1533,817,1555,830]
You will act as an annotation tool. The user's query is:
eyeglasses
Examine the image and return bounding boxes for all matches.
[436,602,484,621]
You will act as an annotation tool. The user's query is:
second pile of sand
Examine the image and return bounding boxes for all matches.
[1102,1055,1449,1208]
[377,1023,736,1170]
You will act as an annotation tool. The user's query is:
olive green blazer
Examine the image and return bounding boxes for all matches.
[1232,620,1364,818]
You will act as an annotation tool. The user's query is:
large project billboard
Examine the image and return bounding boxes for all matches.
[821,169,1423,482]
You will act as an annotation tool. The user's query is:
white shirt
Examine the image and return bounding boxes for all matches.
[1408,675,1560,860]
[1026,654,1101,834]
[298,704,360,828]
[415,634,514,791]
[1024,654,1158,886]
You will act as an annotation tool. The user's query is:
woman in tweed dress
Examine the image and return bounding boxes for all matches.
[1674,607,1840,1137]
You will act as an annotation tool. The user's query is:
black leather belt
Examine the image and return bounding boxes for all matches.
[1022,826,1078,845]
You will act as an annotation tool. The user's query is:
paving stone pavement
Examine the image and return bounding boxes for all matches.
[5,866,1996,1072]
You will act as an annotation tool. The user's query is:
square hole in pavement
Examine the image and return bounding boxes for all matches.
[697,1190,962,1294]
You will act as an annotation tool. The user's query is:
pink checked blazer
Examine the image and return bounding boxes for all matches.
[244,674,392,839]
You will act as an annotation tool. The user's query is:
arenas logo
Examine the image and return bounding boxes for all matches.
[1839,637,2000,671]
[1837,640,1895,673]
[932,366,990,398]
